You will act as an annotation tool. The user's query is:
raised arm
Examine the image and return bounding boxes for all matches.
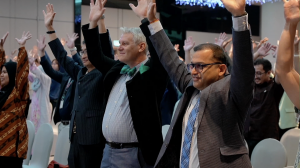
[97,7,114,60]
[82,0,116,75]
[276,0,300,109]
[253,42,276,61]
[37,35,64,83]
[222,0,255,117]
[183,36,195,64]
[65,33,84,66]
[43,3,82,80]
[145,1,192,93]
[0,32,8,69]
[15,31,31,100]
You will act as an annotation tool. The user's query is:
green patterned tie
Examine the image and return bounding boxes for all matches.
[120,65,137,77]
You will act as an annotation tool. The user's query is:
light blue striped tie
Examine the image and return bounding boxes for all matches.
[181,98,200,168]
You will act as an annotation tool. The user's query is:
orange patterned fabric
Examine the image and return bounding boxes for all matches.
[0,47,29,159]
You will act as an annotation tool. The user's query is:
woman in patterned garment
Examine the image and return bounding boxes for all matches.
[0,31,31,168]
[275,0,300,167]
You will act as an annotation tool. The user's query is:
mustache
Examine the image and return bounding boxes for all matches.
[255,78,260,80]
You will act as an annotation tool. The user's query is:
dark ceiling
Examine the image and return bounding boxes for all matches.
[82,0,138,9]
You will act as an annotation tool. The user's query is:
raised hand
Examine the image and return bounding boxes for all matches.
[221,0,246,16]
[253,42,274,60]
[147,0,157,22]
[15,31,32,47]
[283,0,300,25]
[36,35,47,58]
[89,0,107,24]
[222,38,232,49]
[60,38,66,46]
[0,32,9,51]
[183,36,195,52]
[66,33,79,49]
[43,3,56,29]
[174,44,180,52]
[215,32,228,47]
[130,0,148,20]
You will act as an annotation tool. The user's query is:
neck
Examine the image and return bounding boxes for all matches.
[127,55,147,69]
[87,66,95,73]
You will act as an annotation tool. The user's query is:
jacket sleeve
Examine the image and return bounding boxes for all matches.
[72,53,84,67]
[40,56,64,83]
[99,29,115,59]
[15,47,29,101]
[230,29,255,119]
[149,30,192,93]
[48,38,82,80]
[82,24,117,76]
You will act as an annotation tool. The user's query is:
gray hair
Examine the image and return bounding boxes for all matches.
[120,27,148,54]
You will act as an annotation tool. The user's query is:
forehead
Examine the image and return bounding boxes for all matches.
[254,64,264,71]
[119,33,134,42]
[1,66,6,71]
[192,49,214,63]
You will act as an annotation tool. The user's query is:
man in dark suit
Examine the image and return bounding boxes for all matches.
[145,0,254,167]
[81,0,168,167]
[43,3,113,168]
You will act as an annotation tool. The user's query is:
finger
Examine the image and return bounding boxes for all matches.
[36,39,40,44]
[129,3,136,10]
[100,8,106,16]
[15,38,19,42]
[51,12,56,20]
[42,35,46,44]
[102,0,107,6]
[296,30,299,37]
[67,34,71,40]
[282,0,287,3]
[3,32,9,43]
[46,4,50,13]
[90,0,94,6]
[43,10,47,17]
[51,4,54,12]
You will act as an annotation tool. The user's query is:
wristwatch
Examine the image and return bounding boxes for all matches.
[70,47,77,52]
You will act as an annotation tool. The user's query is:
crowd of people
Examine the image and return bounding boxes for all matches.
[0,0,299,167]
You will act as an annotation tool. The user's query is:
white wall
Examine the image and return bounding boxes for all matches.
[261,1,300,65]
[81,6,159,43]
[0,0,74,60]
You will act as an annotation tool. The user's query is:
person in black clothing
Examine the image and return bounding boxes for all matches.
[244,58,284,157]
[43,3,114,168]
[38,34,83,134]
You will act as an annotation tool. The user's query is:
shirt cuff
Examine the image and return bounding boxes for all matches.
[148,21,163,35]
[232,14,249,31]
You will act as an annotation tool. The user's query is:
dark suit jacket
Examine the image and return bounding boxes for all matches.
[40,52,82,124]
[81,19,169,165]
[150,29,254,167]
[43,32,113,125]
[48,31,114,145]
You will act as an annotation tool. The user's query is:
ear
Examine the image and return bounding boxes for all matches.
[138,42,147,53]
[218,64,227,76]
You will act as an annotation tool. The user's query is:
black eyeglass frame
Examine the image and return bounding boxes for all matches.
[187,62,224,72]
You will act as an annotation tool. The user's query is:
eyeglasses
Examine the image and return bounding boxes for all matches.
[255,71,266,76]
[187,62,223,72]
[79,49,87,56]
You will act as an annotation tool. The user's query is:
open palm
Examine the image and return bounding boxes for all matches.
[130,0,149,19]
[221,0,246,16]
[183,36,195,51]
[43,3,56,28]
[36,35,47,51]
[89,0,107,22]
[66,33,79,49]
[15,31,32,46]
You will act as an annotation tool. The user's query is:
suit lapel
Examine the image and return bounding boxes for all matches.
[197,84,212,128]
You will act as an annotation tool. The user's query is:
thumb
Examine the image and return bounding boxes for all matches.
[51,12,56,20]
[15,38,19,42]
[150,3,156,14]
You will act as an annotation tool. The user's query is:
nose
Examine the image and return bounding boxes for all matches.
[191,68,199,75]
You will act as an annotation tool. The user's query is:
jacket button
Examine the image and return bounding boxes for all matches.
[165,143,168,148]
[199,130,203,133]
[78,82,80,85]
[79,96,81,99]
[200,150,205,153]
